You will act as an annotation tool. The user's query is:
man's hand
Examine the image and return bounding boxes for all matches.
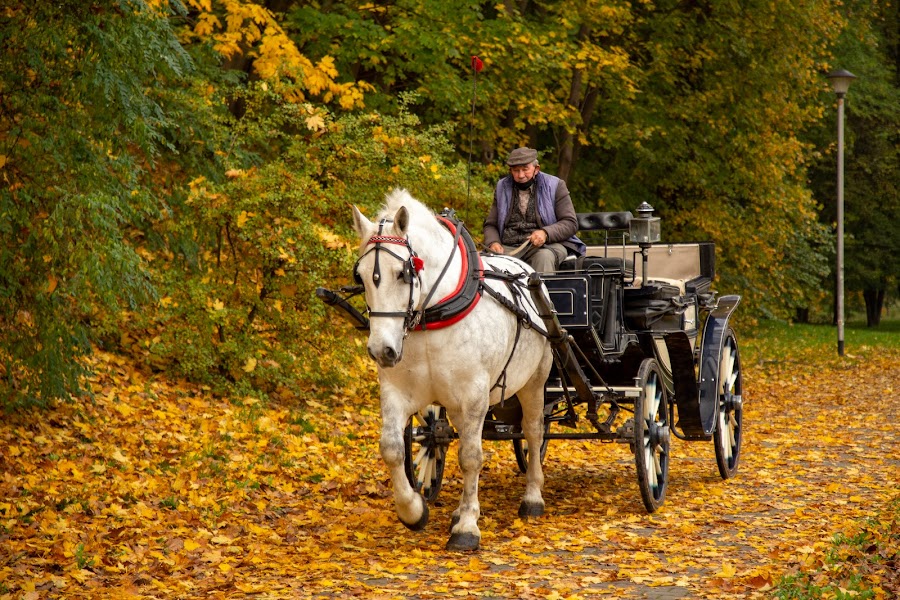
[489,242,504,254]
[529,229,548,247]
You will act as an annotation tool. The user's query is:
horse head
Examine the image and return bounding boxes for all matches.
[352,197,425,368]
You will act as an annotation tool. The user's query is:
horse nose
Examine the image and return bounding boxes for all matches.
[368,344,402,367]
[383,346,399,363]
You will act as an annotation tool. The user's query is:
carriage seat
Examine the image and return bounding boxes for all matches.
[623,280,686,329]
[557,255,633,277]
[576,211,633,231]
[557,211,634,274]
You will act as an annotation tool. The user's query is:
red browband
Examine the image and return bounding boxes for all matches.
[367,234,424,273]
[367,235,408,246]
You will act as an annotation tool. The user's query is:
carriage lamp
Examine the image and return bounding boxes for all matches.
[630,202,661,245]
[630,202,660,285]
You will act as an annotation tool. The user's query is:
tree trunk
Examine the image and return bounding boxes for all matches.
[557,24,591,182]
[795,307,810,323]
[863,288,885,327]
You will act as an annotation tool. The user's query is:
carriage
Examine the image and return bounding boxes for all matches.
[317,191,743,549]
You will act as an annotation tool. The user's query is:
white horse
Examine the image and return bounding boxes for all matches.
[351,188,553,551]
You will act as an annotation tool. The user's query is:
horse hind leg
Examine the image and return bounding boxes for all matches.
[446,410,485,552]
[517,370,548,518]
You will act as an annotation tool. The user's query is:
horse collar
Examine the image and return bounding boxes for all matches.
[356,213,483,335]
[415,215,484,331]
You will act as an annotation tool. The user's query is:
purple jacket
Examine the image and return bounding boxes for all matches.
[484,172,585,256]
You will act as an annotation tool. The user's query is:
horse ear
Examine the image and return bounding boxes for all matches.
[394,206,409,235]
[351,205,373,239]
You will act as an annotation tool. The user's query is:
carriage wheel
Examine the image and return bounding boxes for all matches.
[403,405,450,503]
[512,404,554,474]
[714,329,743,479]
[633,358,670,513]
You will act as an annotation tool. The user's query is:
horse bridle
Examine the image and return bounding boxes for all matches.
[353,218,425,335]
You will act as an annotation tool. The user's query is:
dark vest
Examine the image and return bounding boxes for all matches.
[501,191,539,246]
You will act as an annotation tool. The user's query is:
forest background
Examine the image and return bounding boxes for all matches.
[0,0,898,409]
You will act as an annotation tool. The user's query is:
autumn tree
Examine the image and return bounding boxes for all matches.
[128,91,487,397]
[0,1,214,407]
[807,0,900,326]
[280,0,846,319]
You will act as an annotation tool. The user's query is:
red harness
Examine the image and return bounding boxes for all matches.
[418,216,484,330]
[361,215,484,332]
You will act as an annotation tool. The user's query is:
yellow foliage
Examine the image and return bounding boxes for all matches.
[183,1,367,110]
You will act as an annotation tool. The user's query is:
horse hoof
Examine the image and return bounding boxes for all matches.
[518,501,545,518]
[400,502,429,531]
[446,532,480,552]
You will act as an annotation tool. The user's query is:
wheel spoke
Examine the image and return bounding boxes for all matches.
[718,409,730,459]
[644,441,656,488]
[424,452,435,489]
[646,378,657,418]
[719,346,733,394]
[728,412,738,448]
[714,332,743,480]
[414,446,428,475]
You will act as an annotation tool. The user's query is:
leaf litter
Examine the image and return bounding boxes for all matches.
[1,348,898,599]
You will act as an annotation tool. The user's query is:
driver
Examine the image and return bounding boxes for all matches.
[483,147,585,273]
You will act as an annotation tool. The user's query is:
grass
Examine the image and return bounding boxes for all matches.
[738,313,900,366]
[742,315,899,599]
[774,498,900,599]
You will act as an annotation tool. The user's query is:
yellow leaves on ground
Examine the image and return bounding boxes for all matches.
[1,349,898,598]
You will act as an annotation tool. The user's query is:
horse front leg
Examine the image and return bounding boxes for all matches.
[446,409,485,552]
[380,404,429,531]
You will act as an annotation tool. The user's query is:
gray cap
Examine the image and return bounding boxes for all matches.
[506,147,538,166]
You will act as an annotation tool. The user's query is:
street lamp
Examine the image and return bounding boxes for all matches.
[827,69,856,357]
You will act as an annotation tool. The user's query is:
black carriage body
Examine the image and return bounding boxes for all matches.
[538,214,740,445]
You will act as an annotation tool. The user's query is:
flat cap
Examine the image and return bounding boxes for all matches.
[506,147,538,166]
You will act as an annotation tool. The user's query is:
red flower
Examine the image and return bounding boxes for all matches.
[471,56,484,73]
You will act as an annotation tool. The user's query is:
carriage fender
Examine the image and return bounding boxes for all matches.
[698,295,741,436]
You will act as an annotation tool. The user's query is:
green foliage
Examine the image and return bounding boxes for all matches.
[806,0,900,319]
[0,1,213,408]
[119,87,492,398]
[279,0,853,319]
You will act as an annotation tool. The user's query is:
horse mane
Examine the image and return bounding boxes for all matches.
[379,188,437,227]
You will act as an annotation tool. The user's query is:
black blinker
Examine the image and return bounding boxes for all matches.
[401,260,414,284]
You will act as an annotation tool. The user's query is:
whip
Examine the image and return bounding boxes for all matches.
[466,55,484,212]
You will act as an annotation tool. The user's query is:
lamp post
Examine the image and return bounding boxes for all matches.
[827,69,856,357]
